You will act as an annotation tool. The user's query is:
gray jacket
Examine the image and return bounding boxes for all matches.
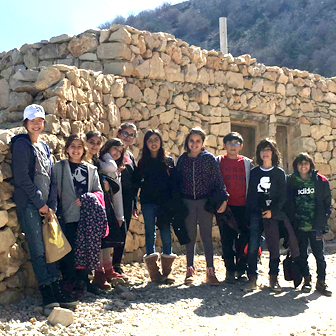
[53,159,103,223]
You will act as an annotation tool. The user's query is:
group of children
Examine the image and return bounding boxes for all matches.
[11,104,332,314]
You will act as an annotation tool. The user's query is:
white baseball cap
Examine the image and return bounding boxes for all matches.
[23,104,45,120]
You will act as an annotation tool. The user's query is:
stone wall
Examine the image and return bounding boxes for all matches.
[1,24,336,302]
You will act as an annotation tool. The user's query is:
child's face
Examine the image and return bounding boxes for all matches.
[66,139,84,163]
[260,146,273,163]
[224,140,243,157]
[188,134,203,156]
[118,127,136,148]
[26,117,45,136]
[147,134,161,155]
[109,145,123,161]
[86,136,102,156]
[297,160,310,176]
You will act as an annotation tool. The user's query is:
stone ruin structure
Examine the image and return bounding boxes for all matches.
[0,24,336,303]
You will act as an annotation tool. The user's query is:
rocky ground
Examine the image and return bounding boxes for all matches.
[0,243,335,336]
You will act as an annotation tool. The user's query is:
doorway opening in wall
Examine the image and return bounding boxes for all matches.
[231,124,256,161]
[276,125,289,173]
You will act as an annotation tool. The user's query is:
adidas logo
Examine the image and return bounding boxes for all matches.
[298,187,315,195]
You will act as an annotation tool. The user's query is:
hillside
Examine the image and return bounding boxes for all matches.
[99,0,336,78]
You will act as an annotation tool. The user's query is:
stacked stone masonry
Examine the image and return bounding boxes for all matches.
[0,24,336,303]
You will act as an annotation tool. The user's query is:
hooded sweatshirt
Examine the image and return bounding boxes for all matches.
[11,133,57,211]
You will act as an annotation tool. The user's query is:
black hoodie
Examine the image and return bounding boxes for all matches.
[10,134,57,211]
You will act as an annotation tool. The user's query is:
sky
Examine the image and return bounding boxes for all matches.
[0,0,185,53]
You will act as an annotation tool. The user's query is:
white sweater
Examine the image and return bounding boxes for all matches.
[99,153,124,221]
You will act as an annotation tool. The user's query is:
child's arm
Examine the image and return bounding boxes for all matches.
[322,178,332,219]
[99,154,118,178]
[269,168,287,218]
[112,182,124,222]
[92,168,103,193]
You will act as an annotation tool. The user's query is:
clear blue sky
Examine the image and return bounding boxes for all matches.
[0,0,185,53]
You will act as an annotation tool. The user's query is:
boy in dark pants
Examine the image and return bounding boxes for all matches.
[216,132,253,282]
[287,153,332,296]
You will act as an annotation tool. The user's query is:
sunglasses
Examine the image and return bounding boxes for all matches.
[121,131,136,139]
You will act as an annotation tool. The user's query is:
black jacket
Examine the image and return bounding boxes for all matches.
[286,170,331,231]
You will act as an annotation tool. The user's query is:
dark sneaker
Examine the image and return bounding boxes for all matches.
[269,275,282,292]
[301,275,312,293]
[225,271,236,284]
[86,283,101,296]
[235,271,248,282]
[39,284,60,313]
[316,281,332,297]
[243,277,257,293]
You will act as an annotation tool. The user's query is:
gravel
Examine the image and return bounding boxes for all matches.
[0,243,335,336]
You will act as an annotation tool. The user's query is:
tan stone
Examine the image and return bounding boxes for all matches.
[111,79,124,98]
[173,95,187,111]
[311,88,323,102]
[0,182,13,201]
[0,79,9,109]
[197,68,210,85]
[160,109,175,124]
[104,62,133,76]
[323,92,336,104]
[35,67,62,90]
[8,92,32,112]
[316,140,328,152]
[292,137,317,153]
[310,125,331,140]
[68,33,99,57]
[48,308,74,327]
[97,43,132,60]
[294,123,311,137]
[133,60,150,78]
[210,123,231,136]
[106,103,120,127]
[41,96,67,118]
[185,63,197,83]
[143,88,157,104]
[124,84,143,102]
[109,28,132,44]
[299,87,311,98]
[165,62,184,82]
[251,78,263,92]
[316,163,332,175]
[0,227,16,254]
[204,134,217,147]
[148,55,165,80]
[45,79,73,101]
[263,80,276,93]
[0,210,8,228]
[286,83,297,96]
[226,72,244,89]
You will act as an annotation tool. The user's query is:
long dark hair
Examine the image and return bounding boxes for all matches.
[99,138,125,168]
[256,138,281,166]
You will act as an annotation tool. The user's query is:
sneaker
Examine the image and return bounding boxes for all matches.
[113,265,128,277]
[269,275,282,292]
[185,266,195,285]
[206,267,220,286]
[235,271,248,282]
[39,284,60,312]
[243,277,257,293]
[301,275,312,293]
[316,281,332,297]
[225,271,236,284]
[105,267,127,283]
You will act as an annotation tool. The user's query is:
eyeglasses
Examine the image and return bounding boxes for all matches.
[121,131,136,139]
[226,142,241,147]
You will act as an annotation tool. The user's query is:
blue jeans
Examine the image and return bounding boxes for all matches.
[16,203,59,286]
[247,216,263,278]
[141,203,172,255]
